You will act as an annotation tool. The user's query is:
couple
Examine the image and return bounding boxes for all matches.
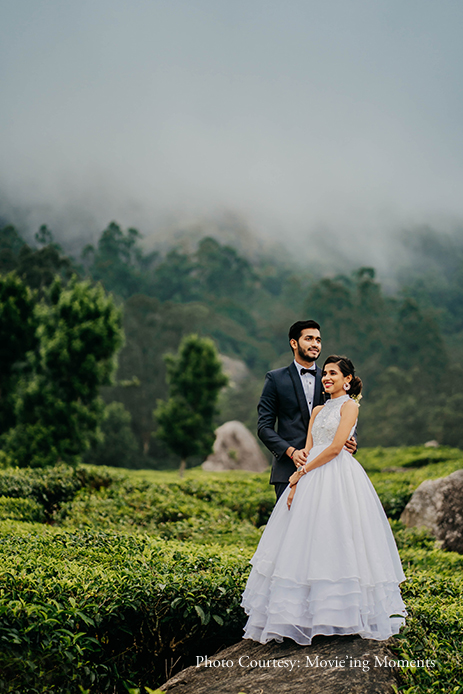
[241,320,407,645]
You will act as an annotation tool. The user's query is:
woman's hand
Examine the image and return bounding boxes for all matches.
[289,466,306,487]
[287,485,296,510]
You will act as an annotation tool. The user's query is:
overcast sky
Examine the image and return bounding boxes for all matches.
[1,0,463,267]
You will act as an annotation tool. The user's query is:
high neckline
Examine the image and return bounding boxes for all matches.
[326,394,351,405]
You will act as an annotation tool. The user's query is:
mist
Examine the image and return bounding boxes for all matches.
[1,0,463,274]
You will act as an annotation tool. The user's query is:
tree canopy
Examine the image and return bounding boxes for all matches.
[0,274,123,467]
[3,218,463,462]
[154,334,228,474]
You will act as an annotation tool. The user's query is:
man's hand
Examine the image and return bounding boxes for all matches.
[344,437,357,454]
[292,449,308,467]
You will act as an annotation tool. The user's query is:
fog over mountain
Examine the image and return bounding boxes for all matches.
[1,0,463,275]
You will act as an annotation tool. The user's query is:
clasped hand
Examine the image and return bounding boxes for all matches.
[292,449,307,467]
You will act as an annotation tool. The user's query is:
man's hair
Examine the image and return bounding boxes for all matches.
[288,320,321,345]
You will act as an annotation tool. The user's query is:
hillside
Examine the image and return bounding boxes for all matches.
[3,221,463,470]
[0,446,462,692]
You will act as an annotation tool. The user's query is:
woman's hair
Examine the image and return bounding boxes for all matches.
[323,355,363,396]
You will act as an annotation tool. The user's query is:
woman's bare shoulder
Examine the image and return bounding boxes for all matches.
[312,405,324,417]
[340,399,359,415]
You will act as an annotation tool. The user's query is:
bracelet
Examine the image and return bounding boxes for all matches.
[289,448,296,459]
[299,466,307,475]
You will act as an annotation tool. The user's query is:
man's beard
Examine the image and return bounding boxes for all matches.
[297,344,320,362]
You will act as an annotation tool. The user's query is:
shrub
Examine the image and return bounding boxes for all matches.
[0,454,462,692]
[390,538,463,693]
[57,477,263,547]
[0,496,45,522]
[0,523,251,693]
[0,464,113,519]
[371,478,413,519]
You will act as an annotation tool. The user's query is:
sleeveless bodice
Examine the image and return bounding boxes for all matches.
[312,395,356,446]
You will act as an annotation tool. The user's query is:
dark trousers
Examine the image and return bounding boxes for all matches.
[274,482,288,502]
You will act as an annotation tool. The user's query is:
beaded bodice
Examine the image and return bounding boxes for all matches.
[312,395,356,446]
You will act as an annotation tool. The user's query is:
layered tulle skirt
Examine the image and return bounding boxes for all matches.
[241,446,407,644]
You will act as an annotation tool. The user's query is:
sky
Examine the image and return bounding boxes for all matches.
[1,0,463,269]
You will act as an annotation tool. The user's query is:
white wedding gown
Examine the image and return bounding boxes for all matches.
[241,394,407,645]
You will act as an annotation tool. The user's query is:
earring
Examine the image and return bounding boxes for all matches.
[343,383,351,391]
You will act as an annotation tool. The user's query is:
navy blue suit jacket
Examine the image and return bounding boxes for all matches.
[257,362,326,485]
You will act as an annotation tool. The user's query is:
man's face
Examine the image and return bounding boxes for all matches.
[291,328,322,363]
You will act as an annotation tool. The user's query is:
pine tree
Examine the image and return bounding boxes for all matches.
[154,334,228,476]
[2,276,124,467]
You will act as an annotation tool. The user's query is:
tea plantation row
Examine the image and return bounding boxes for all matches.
[0,446,462,692]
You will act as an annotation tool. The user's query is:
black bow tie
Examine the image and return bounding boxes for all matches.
[300,367,317,376]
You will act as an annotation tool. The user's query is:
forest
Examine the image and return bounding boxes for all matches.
[1,219,463,469]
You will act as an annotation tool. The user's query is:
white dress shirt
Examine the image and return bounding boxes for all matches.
[294,360,316,414]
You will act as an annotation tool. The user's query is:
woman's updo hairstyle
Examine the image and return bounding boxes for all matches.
[323,355,363,397]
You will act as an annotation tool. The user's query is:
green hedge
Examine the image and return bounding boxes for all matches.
[0,522,251,693]
[389,522,463,693]
[1,447,461,534]
[1,521,462,693]
[0,496,45,522]
[0,465,113,518]
[57,484,263,546]
[359,447,463,519]
[0,450,462,692]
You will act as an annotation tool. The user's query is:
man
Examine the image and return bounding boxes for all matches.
[257,320,357,500]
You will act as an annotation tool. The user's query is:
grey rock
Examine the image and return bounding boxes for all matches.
[219,354,250,388]
[202,421,268,473]
[401,469,463,554]
[160,636,403,694]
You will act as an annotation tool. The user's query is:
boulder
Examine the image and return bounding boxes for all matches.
[424,440,439,448]
[400,469,463,554]
[219,354,250,387]
[202,421,268,473]
[160,636,403,694]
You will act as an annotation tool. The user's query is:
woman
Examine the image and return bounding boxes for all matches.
[241,355,406,645]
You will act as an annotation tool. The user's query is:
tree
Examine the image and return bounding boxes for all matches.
[150,248,197,302]
[154,334,228,475]
[83,222,157,299]
[0,225,26,274]
[0,273,38,433]
[194,236,257,299]
[103,294,273,464]
[2,276,124,467]
[0,224,75,290]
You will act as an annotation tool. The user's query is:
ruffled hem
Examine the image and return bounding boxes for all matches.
[241,571,407,645]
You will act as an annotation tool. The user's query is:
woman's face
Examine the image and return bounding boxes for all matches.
[322,362,351,395]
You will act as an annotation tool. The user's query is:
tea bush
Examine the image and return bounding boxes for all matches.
[0,522,251,693]
[389,524,463,693]
[0,464,113,518]
[0,447,462,692]
[358,447,463,519]
[0,496,45,522]
[56,481,263,546]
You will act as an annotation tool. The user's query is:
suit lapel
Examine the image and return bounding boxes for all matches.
[288,362,310,429]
